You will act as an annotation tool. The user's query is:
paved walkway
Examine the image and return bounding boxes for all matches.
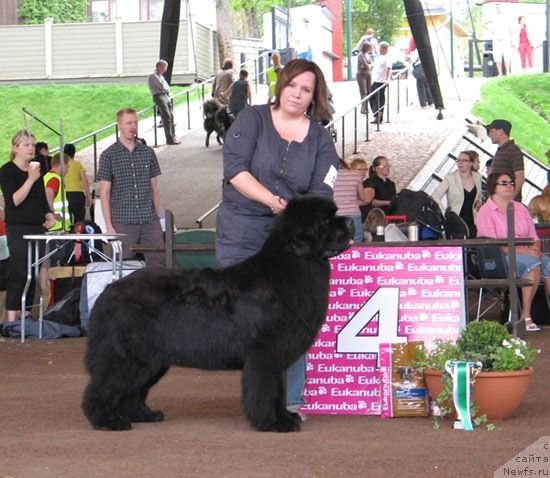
[77,76,486,229]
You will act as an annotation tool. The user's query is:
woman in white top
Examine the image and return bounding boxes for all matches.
[432,150,482,237]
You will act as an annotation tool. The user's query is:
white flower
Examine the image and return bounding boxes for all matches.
[502,339,511,348]
[509,337,526,347]
[514,348,525,360]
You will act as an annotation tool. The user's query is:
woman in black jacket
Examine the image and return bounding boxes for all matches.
[0,130,55,324]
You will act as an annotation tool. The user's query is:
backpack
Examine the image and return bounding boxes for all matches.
[63,221,104,265]
[389,189,445,239]
[43,287,82,327]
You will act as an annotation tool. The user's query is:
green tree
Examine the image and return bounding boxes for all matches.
[18,0,88,24]
[350,0,405,50]
[230,0,310,38]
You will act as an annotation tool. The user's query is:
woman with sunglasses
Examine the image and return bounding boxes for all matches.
[432,150,482,237]
[475,171,542,331]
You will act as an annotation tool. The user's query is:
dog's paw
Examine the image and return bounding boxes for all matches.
[131,409,165,423]
[271,412,302,432]
[258,411,301,433]
[92,415,132,431]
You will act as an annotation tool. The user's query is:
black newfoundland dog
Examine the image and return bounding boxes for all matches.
[203,98,233,147]
[82,196,353,432]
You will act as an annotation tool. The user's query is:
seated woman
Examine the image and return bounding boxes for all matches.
[333,158,367,243]
[432,150,482,237]
[475,170,542,331]
[528,185,550,223]
[363,156,396,215]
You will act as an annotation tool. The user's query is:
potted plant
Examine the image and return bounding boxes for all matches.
[414,320,537,425]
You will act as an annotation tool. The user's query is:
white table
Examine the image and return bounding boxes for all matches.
[21,233,125,343]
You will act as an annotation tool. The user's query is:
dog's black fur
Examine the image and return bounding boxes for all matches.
[203,99,233,147]
[82,196,352,433]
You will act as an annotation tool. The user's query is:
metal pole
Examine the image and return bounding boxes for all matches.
[93,134,98,181]
[353,108,358,154]
[346,0,352,80]
[341,116,345,159]
[186,92,191,129]
[287,0,291,49]
[450,0,454,78]
[59,119,67,232]
[271,7,276,49]
[468,39,474,78]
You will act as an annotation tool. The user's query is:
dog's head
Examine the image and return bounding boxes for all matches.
[203,99,221,119]
[272,196,353,259]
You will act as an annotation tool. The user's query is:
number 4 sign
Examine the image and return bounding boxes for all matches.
[303,246,464,415]
[336,287,406,366]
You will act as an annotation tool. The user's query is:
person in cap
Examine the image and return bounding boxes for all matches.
[485,119,524,201]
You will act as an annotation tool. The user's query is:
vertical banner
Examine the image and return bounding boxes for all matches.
[303,246,465,415]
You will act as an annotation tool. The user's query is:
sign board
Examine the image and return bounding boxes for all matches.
[303,245,465,415]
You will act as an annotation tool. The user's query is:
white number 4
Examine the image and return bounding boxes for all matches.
[336,287,405,359]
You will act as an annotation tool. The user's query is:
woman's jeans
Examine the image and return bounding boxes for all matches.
[286,354,306,408]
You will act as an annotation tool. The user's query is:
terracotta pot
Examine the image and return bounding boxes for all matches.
[423,367,534,421]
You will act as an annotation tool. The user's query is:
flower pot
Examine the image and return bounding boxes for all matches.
[423,367,534,421]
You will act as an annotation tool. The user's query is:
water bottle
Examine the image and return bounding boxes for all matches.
[408,222,419,241]
[374,225,385,242]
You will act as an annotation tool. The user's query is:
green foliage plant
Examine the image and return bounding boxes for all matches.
[413,320,538,428]
[18,0,88,25]
[415,320,537,373]
[350,0,405,50]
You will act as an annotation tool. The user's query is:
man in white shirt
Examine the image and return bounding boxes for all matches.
[369,41,391,124]
[147,60,180,145]
[485,3,516,75]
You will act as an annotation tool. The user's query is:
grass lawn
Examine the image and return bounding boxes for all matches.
[472,74,550,163]
[0,83,206,163]
[0,75,548,164]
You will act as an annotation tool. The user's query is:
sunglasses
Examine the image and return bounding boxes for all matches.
[496,180,515,186]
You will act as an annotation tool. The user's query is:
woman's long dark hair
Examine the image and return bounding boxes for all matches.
[272,59,330,123]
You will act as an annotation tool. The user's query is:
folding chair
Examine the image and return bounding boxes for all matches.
[467,246,531,322]
[444,210,470,240]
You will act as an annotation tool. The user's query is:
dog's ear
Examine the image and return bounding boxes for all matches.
[286,236,314,257]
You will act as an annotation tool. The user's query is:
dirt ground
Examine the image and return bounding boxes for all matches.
[1,328,548,478]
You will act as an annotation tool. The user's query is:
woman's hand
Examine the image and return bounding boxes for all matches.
[269,195,288,215]
[516,241,541,258]
[27,166,41,184]
[44,213,56,229]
